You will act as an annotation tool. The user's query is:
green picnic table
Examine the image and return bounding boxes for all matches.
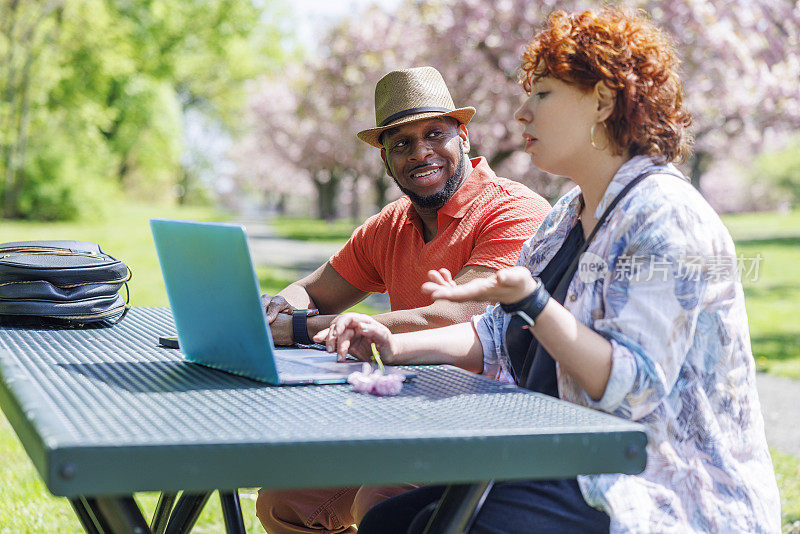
[0,307,647,533]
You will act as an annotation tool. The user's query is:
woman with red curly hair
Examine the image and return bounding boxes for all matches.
[321,6,780,533]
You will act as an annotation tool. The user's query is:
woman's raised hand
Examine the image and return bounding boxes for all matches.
[313,313,395,363]
[421,266,538,305]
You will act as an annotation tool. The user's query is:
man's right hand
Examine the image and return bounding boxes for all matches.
[261,294,295,323]
[314,313,397,364]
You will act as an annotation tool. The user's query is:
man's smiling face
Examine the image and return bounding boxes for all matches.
[380,117,469,210]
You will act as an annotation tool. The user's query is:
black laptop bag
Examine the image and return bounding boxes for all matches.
[0,240,131,324]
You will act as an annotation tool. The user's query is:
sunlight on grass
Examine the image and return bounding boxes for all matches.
[0,201,226,307]
[773,449,800,533]
[0,408,264,531]
[733,238,800,380]
[256,266,383,315]
[723,209,800,241]
[270,216,358,242]
[0,413,82,532]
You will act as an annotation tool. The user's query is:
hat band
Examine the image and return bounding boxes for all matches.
[379,106,452,127]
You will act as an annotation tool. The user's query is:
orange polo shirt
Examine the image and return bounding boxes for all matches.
[329,157,551,311]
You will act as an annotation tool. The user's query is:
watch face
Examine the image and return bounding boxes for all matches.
[300,309,319,317]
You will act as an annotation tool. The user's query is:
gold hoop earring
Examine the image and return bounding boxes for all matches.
[590,123,608,151]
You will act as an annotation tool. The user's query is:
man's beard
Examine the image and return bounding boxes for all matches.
[392,145,467,210]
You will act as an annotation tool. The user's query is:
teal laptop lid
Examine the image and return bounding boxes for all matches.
[150,218,281,383]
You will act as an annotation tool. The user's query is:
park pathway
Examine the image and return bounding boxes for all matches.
[241,218,800,459]
[758,373,800,458]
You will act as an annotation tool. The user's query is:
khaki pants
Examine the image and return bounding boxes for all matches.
[255,484,417,533]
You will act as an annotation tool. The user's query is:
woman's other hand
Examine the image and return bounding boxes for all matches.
[421,266,538,305]
[314,313,396,363]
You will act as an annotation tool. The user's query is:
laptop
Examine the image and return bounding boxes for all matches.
[150,218,369,385]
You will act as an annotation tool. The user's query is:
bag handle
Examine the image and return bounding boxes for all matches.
[106,266,133,325]
[552,168,683,299]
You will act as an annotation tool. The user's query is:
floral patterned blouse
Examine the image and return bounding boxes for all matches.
[473,155,781,533]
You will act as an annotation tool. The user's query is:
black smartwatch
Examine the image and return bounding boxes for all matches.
[292,309,319,345]
[500,277,549,327]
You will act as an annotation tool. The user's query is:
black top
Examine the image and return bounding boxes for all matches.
[505,222,586,396]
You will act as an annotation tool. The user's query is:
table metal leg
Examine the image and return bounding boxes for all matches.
[151,492,178,534]
[163,492,212,534]
[219,490,246,534]
[70,497,105,534]
[75,496,151,534]
[422,481,494,534]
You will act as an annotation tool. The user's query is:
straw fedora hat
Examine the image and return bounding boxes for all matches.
[357,66,476,148]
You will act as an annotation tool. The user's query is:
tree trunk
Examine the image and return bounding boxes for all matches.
[350,174,360,223]
[177,165,189,205]
[8,21,46,217]
[1,1,21,215]
[313,170,341,221]
[276,193,287,215]
[688,151,709,192]
[374,171,389,210]
[488,148,514,171]
[1,0,63,217]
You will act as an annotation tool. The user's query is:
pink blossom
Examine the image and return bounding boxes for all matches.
[347,362,404,396]
[238,0,800,212]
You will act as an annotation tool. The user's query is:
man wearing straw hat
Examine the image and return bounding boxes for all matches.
[257,66,550,533]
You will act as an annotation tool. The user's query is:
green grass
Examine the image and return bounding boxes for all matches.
[721,210,800,241]
[721,211,800,380]
[735,238,800,379]
[270,216,358,242]
[0,202,226,307]
[256,266,379,315]
[0,205,377,313]
[774,449,800,533]
[0,412,263,532]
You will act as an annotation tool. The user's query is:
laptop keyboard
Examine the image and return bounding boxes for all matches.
[274,355,327,374]
[293,342,327,351]
[273,349,364,378]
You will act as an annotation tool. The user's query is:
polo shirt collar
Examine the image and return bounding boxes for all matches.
[437,157,492,219]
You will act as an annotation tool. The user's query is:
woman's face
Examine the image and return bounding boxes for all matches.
[514,76,599,177]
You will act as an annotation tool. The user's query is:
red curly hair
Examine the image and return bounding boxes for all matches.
[520,6,692,163]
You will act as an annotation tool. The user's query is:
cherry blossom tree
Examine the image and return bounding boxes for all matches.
[419,0,800,190]
[238,7,425,219]
[239,0,800,215]
[645,0,800,188]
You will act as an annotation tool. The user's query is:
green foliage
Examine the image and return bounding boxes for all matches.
[754,135,800,208]
[18,116,120,220]
[0,0,289,220]
[114,78,183,199]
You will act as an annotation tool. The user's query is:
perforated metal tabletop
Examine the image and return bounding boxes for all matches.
[0,307,647,499]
